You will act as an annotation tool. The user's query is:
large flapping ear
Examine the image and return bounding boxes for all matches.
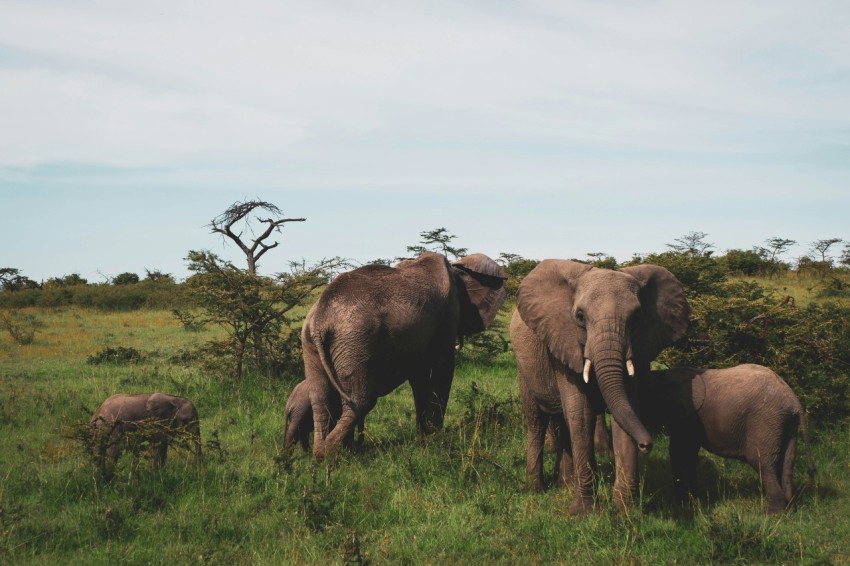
[451,253,508,335]
[621,264,691,362]
[516,260,593,373]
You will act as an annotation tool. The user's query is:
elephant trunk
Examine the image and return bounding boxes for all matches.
[589,330,652,454]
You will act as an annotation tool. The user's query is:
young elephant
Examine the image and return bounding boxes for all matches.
[90,393,202,478]
[284,381,363,452]
[642,364,816,514]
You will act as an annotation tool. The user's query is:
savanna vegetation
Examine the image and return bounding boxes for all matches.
[2,211,850,564]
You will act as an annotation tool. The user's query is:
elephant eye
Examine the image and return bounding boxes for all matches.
[574,310,586,326]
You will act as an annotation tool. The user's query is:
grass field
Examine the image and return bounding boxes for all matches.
[1,305,849,564]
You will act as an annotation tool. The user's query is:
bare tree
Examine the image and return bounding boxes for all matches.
[209,200,305,275]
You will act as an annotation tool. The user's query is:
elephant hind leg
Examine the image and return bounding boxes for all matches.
[549,416,573,488]
[780,434,798,504]
[323,402,367,458]
[751,451,787,514]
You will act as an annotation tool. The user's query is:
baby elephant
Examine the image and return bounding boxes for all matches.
[643,364,815,513]
[90,393,202,478]
[284,381,363,452]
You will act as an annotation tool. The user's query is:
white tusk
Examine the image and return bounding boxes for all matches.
[583,359,592,383]
[626,359,635,377]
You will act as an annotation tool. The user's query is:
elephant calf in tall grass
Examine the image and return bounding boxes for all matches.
[90,392,202,479]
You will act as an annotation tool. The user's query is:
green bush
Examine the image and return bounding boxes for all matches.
[658,280,850,424]
[87,346,145,365]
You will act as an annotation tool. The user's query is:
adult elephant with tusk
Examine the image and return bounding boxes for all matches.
[510,260,690,514]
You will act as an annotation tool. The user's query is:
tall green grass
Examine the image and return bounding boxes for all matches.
[0,306,848,564]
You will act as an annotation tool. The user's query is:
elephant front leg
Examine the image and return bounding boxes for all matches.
[563,393,597,514]
[151,438,168,469]
[524,408,549,492]
[549,416,574,488]
[611,419,640,512]
[669,432,700,505]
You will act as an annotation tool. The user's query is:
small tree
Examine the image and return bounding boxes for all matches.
[809,238,843,264]
[667,231,714,256]
[0,268,39,292]
[406,228,468,260]
[113,272,140,286]
[586,252,618,269]
[764,237,796,262]
[209,200,306,275]
[144,269,175,284]
[840,244,850,269]
[497,253,539,301]
[182,251,346,381]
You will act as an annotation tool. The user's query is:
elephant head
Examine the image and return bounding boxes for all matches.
[517,261,689,452]
[146,393,202,460]
[451,253,508,336]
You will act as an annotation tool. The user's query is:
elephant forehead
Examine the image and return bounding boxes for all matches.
[576,270,640,304]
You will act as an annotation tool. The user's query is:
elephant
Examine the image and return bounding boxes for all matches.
[641,364,816,514]
[303,251,507,460]
[510,260,690,513]
[283,380,363,452]
[90,392,202,478]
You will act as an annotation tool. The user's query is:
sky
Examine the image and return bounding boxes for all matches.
[2,1,849,282]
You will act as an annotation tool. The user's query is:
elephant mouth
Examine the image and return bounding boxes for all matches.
[582,358,636,383]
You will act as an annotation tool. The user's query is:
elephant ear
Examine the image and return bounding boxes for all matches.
[451,254,508,336]
[146,393,179,423]
[621,264,690,363]
[516,260,593,373]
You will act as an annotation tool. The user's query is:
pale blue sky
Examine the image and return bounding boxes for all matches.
[2,1,848,281]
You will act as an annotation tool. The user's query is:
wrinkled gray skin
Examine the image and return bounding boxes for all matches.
[304,252,507,460]
[284,380,363,452]
[642,364,816,514]
[511,261,689,514]
[90,393,202,478]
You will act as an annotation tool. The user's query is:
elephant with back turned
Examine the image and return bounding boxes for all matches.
[90,392,202,479]
[641,364,816,514]
[511,260,689,513]
[303,251,507,460]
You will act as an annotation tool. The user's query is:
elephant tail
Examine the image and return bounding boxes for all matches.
[311,329,356,410]
[799,405,817,479]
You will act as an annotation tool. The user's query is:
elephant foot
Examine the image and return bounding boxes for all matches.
[766,497,789,515]
[569,495,596,515]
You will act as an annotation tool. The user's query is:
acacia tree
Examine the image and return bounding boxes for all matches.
[666,231,714,256]
[809,238,843,264]
[406,227,468,260]
[181,200,345,381]
[210,200,305,275]
[764,237,796,262]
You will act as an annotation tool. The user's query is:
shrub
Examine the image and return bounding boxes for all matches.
[0,309,44,345]
[632,251,726,298]
[87,346,145,365]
